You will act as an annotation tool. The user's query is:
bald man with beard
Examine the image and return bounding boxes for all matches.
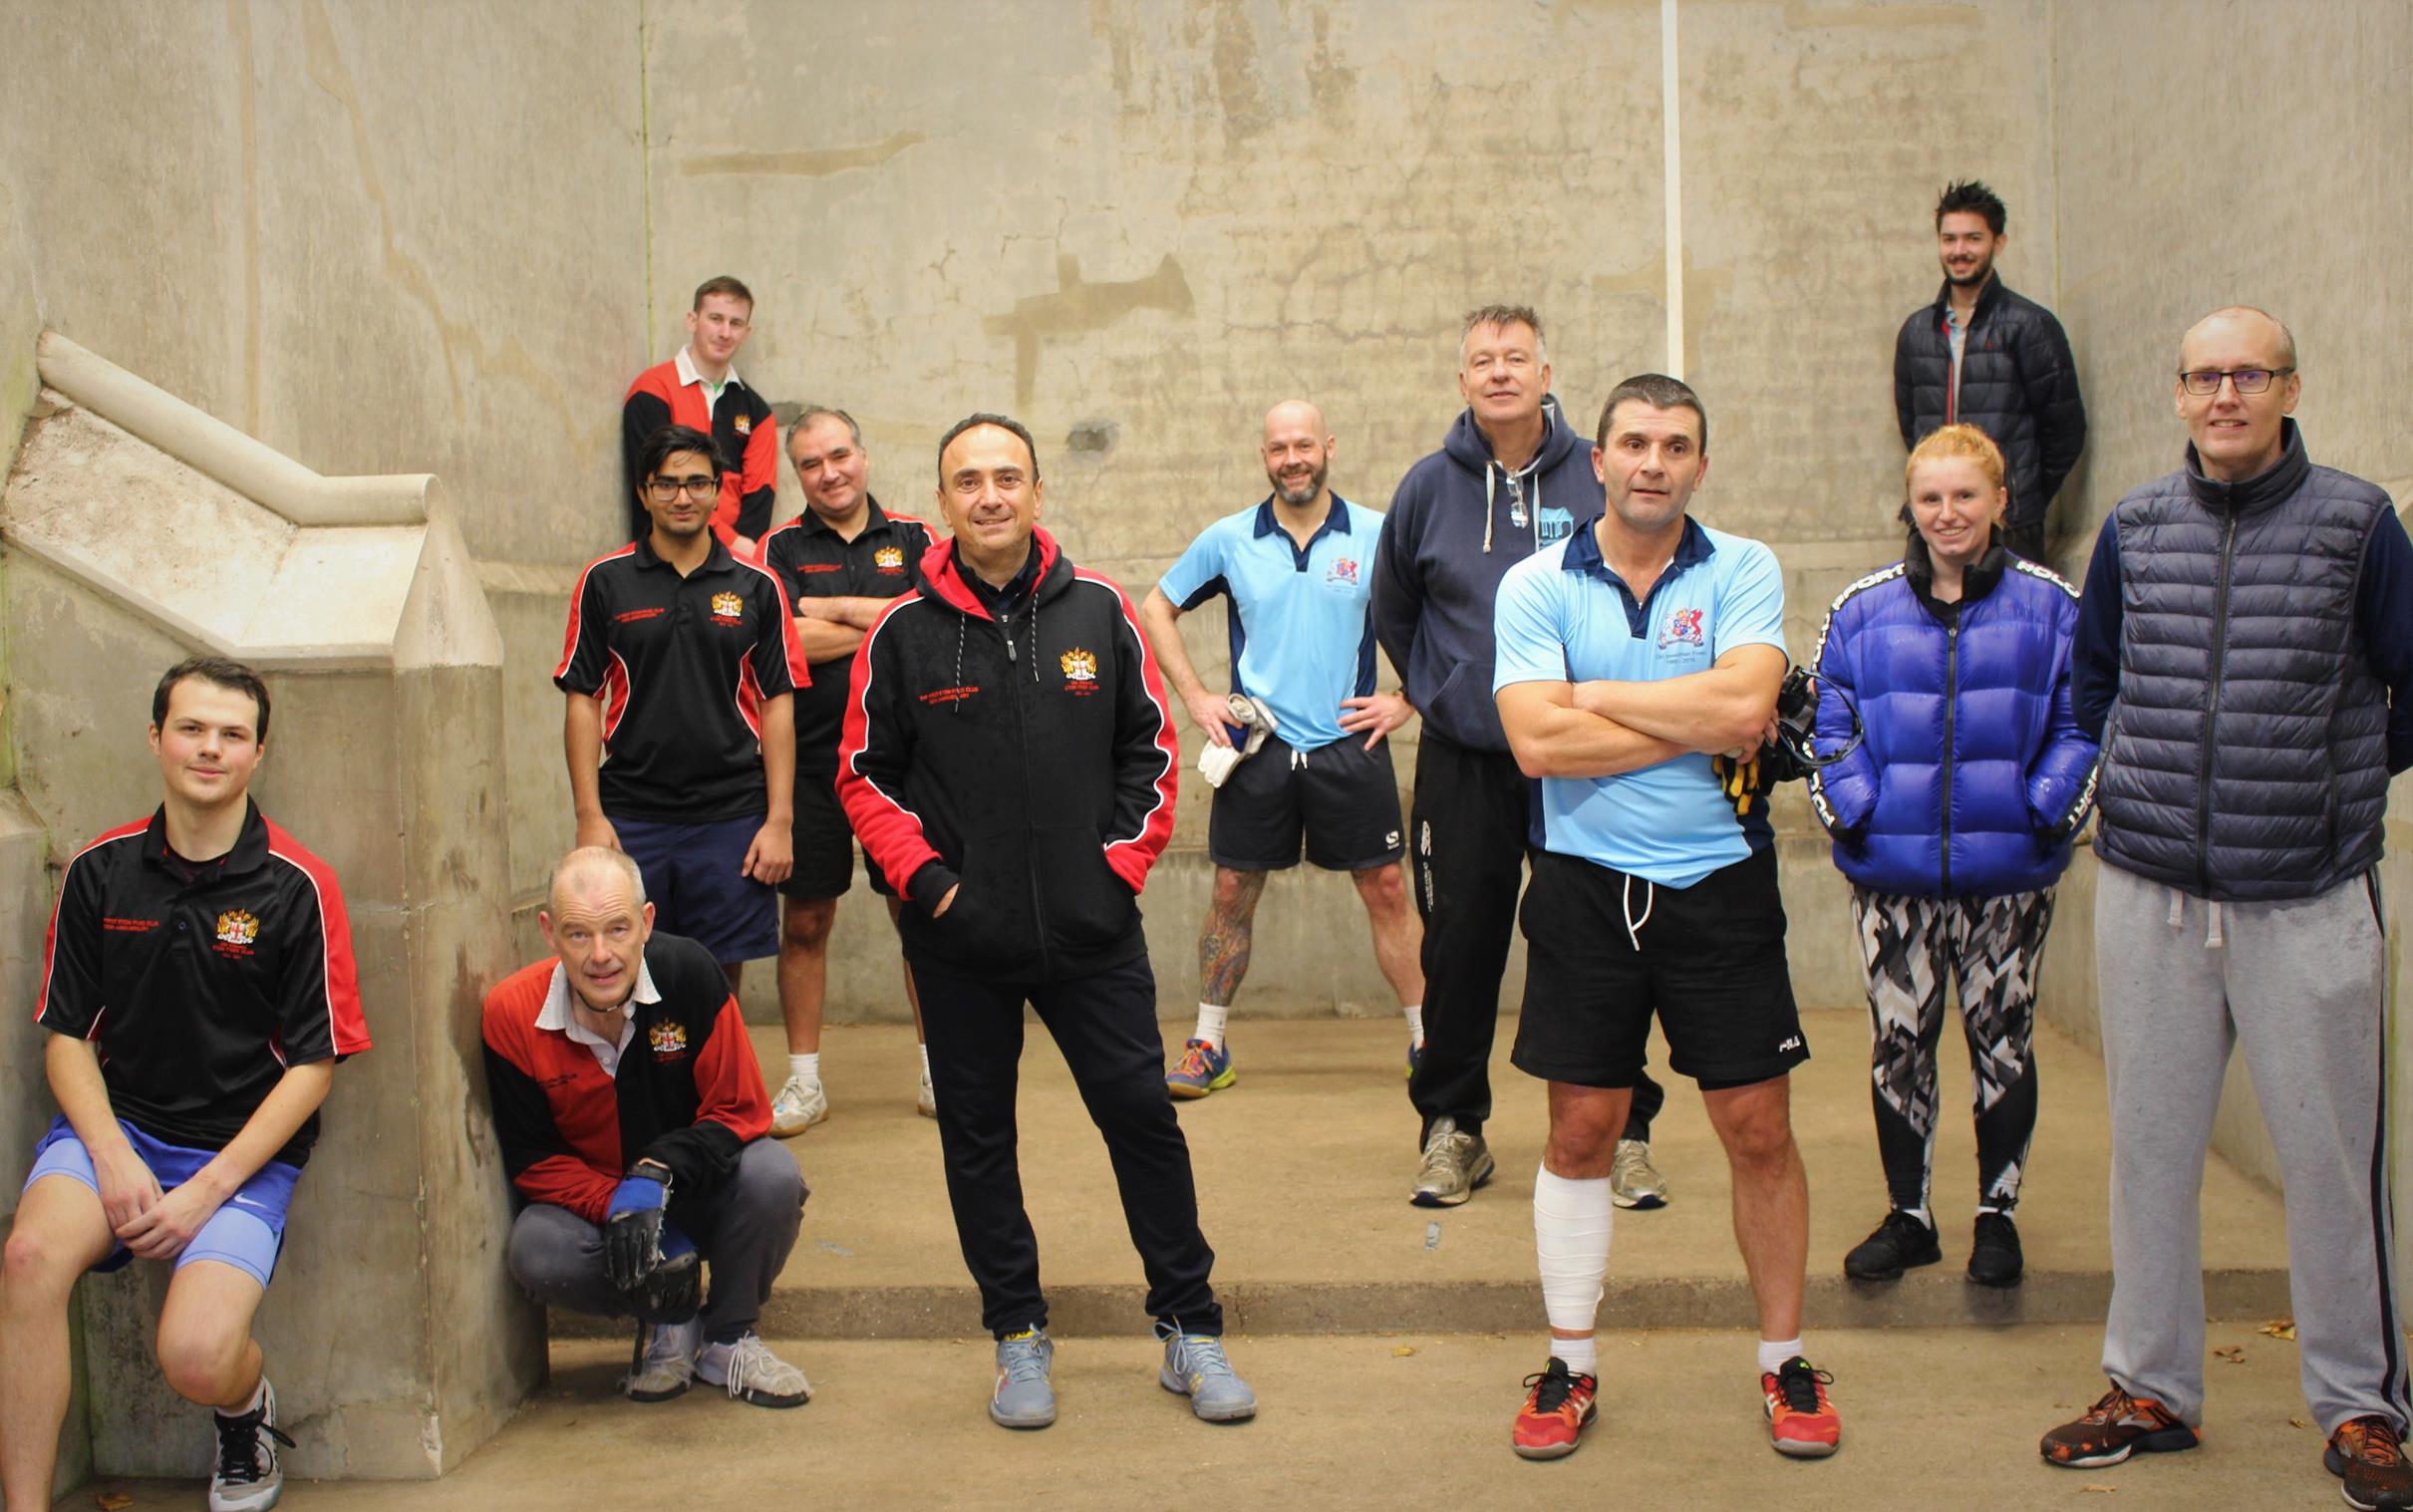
[1138,400,1424,1101]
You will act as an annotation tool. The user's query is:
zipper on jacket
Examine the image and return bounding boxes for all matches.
[2195,509,2240,896]
[999,605,1055,979]
[1941,613,1959,896]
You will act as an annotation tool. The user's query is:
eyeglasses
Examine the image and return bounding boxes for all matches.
[646,474,719,501]
[2178,367,2293,397]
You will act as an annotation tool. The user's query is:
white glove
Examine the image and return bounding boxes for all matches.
[1196,695,1277,788]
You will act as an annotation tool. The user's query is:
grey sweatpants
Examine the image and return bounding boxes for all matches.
[507,1138,807,1345]
[2097,861,2409,1432]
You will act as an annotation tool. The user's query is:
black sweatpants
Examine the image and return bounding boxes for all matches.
[1405,732,1661,1145]
[913,952,1222,1339]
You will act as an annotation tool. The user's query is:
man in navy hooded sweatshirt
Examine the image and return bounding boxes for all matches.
[1371,305,1668,1208]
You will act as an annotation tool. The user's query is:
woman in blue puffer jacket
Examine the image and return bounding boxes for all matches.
[1807,425,2098,1291]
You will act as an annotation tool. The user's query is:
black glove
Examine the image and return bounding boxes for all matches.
[636,1226,701,1320]
[604,1168,672,1292]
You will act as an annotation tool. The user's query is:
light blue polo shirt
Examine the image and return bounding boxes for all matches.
[1159,493,1382,752]
[1492,515,1789,888]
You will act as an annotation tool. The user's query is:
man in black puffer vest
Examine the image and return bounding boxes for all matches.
[1893,179,2086,560]
[2042,308,2413,1512]
[837,414,1254,1433]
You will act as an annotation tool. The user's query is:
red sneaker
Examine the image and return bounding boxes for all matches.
[1762,1356,1841,1458]
[2038,1383,2199,1468]
[1511,1358,1599,1460]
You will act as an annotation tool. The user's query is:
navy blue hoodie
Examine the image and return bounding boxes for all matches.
[1371,397,1603,752]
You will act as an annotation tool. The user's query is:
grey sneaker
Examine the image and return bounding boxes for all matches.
[1411,1115,1495,1207]
[695,1332,811,1407]
[208,1377,293,1512]
[1609,1138,1669,1210]
[624,1317,703,1401]
[1157,1325,1257,1422]
[990,1327,1056,1429]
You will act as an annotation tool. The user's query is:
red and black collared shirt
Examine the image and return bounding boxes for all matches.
[621,357,778,548]
[555,535,808,822]
[479,934,771,1222]
[35,802,370,1168]
[761,496,935,772]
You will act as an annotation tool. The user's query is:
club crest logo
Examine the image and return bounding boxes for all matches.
[1327,556,1360,587]
[874,545,906,571]
[733,414,752,436]
[1059,649,1098,683]
[649,1022,689,1057]
[1659,607,1705,649]
[215,910,260,947]
[710,591,745,625]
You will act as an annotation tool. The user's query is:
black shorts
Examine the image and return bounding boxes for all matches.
[780,770,890,901]
[1208,733,1405,873]
[1512,845,1809,1089]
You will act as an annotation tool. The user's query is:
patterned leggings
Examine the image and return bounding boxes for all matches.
[1848,887,2055,1214]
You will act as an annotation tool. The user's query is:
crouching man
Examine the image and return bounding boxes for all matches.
[2,657,370,1512]
[482,846,809,1406]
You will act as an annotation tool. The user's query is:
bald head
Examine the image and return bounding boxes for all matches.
[1261,400,1336,508]
[547,845,646,915]
[2181,305,2296,372]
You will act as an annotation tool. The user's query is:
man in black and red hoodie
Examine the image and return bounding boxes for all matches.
[836,413,1255,1431]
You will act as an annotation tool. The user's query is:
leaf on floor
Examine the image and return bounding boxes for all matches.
[2291,1416,2312,1429]
[1390,1345,1416,1357]
[2213,1345,2247,1364]
[2077,1485,2118,1494]
[2260,1320,2297,1340]
[95,1495,134,1511]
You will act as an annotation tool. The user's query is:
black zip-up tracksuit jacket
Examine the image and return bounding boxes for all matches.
[1893,274,2087,531]
[836,530,1179,983]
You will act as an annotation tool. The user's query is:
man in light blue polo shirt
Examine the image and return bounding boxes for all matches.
[1492,374,1841,1464]
[1138,400,1423,1098]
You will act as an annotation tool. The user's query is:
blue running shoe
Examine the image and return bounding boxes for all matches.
[990,1327,1056,1429]
[1166,1039,1235,1098]
[1156,1324,1257,1422]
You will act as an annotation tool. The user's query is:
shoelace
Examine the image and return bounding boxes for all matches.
[213,1407,293,1484]
[1774,1361,1834,1414]
[717,1335,793,1399]
[1523,1364,1588,1413]
[999,1337,1051,1383]
[2080,1385,2146,1425]
[2344,1417,2407,1466]
[1177,1336,1237,1381]
[1417,1135,1467,1181]
[1174,1041,1218,1076]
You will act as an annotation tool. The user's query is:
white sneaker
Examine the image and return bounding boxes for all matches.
[624,1317,702,1401]
[695,1332,812,1408]
[916,1065,938,1118]
[209,1377,293,1512]
[770,1075,828,1136]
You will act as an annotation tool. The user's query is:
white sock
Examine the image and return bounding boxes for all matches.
[1758,1337,1805,1375]
[1402,1003,1424,1045]
[917,1042,931,1077]
[788,1053,820,1087]
[1194,1002,1229,1049]
[1535,1166,1615,1366]
[1901,1206,1932,1229]
[1554,1334,1599,1376]
[218,1377,265,1418]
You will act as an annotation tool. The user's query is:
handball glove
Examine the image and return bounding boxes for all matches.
[604,1169,672,1291]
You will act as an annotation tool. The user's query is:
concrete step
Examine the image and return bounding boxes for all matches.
[558,1005,2289,1340]
[67,1326,2344,1512]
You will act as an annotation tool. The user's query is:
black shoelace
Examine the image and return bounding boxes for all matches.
[214,1404,294,1484]
[1523,1361,1588,1411]
[1775,1360,1834,1414]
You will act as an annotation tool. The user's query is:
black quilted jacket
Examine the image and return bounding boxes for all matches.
[1893,276,2087,531]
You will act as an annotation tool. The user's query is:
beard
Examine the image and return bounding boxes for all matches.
[1269,460,1328,506]
[1944,251,1995,288]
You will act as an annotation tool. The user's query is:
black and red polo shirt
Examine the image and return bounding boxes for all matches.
[761,495,934,772]
[35,802,370,1168]
[555,535,809,822]
[621,354,778,548]
[479,933,771,1222]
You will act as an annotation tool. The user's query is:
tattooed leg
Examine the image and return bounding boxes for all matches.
[1199,867,1269,1006]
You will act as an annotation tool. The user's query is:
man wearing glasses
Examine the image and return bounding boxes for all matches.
[2043,307,2413,1511]
[1892,179,2086,560]
[559,424,807,990]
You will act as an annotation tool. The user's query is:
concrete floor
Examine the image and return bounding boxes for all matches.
[571,1007,2290,1339]
[69,1326,2342,1512]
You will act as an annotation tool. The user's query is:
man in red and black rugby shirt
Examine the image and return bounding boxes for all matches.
[559,424,807,988]
[758,406,936,1134]
[2,657,368,1512]
[483,846,808,1407]
[837,414,1255,1430]
[620,275,778,556]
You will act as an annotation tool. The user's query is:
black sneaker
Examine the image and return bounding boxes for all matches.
[1842,1210,1941,1282]
[2327,1414,2413,1511]
[1968,1211,2023,1288]
[209,1378,295,1512]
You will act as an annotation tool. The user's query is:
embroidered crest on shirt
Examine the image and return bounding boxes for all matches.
[648,1022,689,1058]
[733,414,753,436]
[1059,649,1097,682]
[1658,607,1705,650]
[711,591,745,625]
[874,545,906,572]
[1327,556,1360,586]
[212,909,260,959]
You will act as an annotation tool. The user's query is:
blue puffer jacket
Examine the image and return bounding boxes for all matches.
[1807,535,2099,898]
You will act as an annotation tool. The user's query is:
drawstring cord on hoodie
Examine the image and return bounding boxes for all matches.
[1481,458,1544,554]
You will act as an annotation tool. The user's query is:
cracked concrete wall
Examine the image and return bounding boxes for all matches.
[643,0,2055,1019]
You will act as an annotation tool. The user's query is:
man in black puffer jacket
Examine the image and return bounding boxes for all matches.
[837,413,1254,1433]
[1893,178,2086,559]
